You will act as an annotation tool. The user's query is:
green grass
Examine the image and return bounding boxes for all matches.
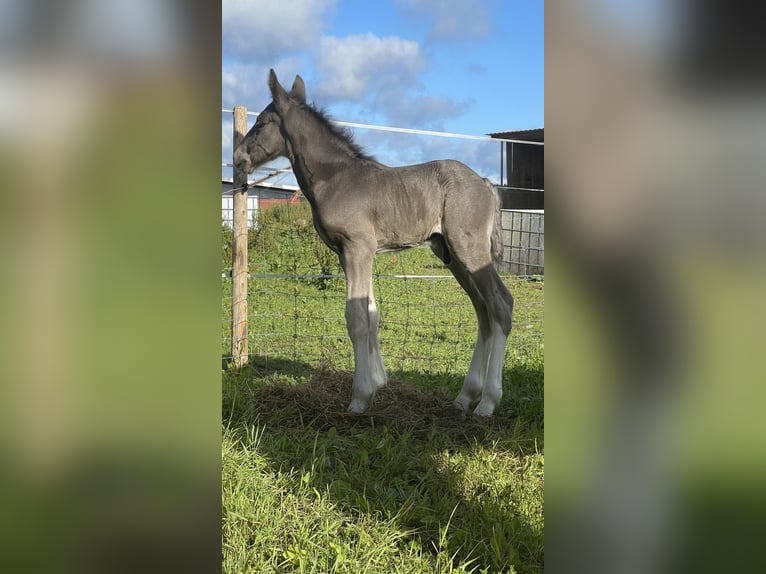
[222,204,544,573]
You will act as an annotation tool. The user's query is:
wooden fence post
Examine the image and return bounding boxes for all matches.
[232,106,249,368]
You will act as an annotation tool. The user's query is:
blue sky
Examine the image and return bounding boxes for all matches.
[222,0,543,183]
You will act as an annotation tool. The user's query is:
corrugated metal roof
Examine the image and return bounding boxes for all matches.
[221,180,301,196]
[488,128,544,143]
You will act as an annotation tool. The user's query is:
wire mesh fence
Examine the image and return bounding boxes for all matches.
[221,199,544,380]
[499,210,545,276]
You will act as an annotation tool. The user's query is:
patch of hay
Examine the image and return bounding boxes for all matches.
[241,367,518,443]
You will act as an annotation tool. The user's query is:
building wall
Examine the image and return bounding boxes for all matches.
[507,142,544,190]
[502,142,544,210]
[221,194,258,228]
[222,181,300,228]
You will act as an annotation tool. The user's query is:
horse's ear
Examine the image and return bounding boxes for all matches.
[268,68,279,92]
[268,69,288,109]
[290,75,306,104]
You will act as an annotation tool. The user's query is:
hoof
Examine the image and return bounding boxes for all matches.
[347,398,370,414]
[472,400,496,417]
[453,397,472,412]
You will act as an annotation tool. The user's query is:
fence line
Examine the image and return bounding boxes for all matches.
[222,272,458,280]
[220,272,544,376]
[221,202,544,375]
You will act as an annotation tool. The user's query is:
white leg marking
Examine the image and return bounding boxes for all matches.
[454,330,488,412]
[347,297,374,413]
[473,324,508,417]
[368,287,387,390]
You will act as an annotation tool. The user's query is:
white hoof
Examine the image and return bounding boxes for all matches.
[453,396,472,412]
[347,398,370,414]
[472,400,497,417]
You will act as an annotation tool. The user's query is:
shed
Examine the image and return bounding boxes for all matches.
[488,128,544,210]
[222,180,302,228]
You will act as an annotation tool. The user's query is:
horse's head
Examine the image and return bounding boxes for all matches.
[233,70,306,174]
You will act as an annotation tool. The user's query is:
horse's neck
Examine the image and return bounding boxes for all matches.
[282,114,366,200]
[287,149,319,203]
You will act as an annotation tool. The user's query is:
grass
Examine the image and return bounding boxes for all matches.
[222,204,544,573]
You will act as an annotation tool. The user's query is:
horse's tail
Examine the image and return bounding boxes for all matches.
[486,179,504,266]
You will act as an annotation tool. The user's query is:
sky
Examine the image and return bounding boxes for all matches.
[222,0,544,184]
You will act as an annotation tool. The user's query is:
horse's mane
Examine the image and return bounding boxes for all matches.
[300,102,376,162]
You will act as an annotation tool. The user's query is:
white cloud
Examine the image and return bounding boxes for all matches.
[314,34,426,101]
[222,0,336,62]
[395,0,494,42]
[222,63,267,110]
[352,130,500,181]
[312,31,473,131]
[374,91,473,129]
[222,56,305,109]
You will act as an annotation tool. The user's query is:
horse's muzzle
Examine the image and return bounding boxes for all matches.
[232,150,253,174]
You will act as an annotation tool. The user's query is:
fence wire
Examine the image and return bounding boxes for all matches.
[500,210,544,276]
[221,201,543,379]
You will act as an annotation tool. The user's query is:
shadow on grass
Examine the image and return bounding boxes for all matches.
[223,355,542,439]
[222,355,544,573]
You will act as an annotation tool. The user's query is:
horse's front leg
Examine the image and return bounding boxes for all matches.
[341,245,377,413]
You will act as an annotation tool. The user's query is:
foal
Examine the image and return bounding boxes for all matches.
[234,70,513,416]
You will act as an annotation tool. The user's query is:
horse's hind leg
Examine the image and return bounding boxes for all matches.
[469,265,513,416]
[442,257,492,412]
[440,225,513,416]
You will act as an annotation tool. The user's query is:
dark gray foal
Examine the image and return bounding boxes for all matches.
[234,70,513,416]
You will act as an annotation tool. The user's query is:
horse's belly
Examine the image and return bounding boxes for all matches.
[375,221,441,253]
[376,242,421,254]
